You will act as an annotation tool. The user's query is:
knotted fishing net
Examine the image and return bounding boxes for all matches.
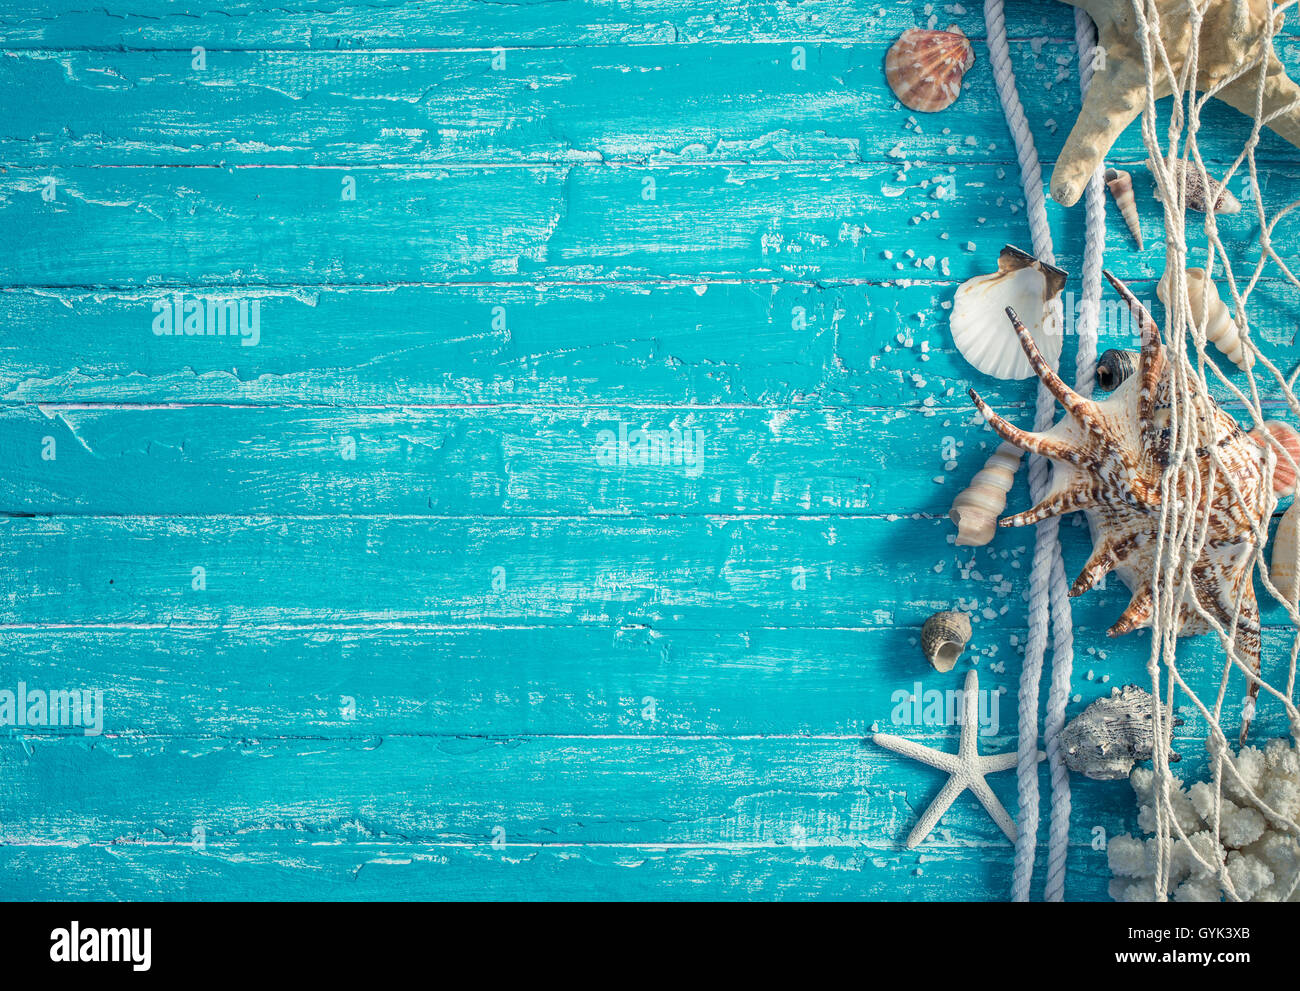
[1117,0,1300,901]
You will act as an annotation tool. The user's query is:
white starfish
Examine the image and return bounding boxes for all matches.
[873,669,1044,849]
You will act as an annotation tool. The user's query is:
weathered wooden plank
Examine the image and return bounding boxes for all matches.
[5,162,1289,287]
[0,622,1019,737]
[0,734,1028,846]
[0,729,1156,896]
[4,280,1297,407]
[0,510,1287,648]
[2,622,1292,740]
[0,280,945,406]
[0,840,1097,902]
[7,402,1300,519]
[0,513,1013,626]
[0,403,1018,517]
[1,506,1289,734]
[0,727,1242,903]
[3,42,1297,166]
[0,0,1184,51]
[0,403,919,516]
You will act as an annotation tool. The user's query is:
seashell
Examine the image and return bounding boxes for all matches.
[969,271,1277,743]
[920,610,972,672]
[1271,501,1300,605]
[1157,267,1254,370]
[1249,420,1300,497]
[949,441,1023,546]
[950,245,1068,380]
[1146,158,1241,214]
[1061,685,1181,780]
[885,26,975,113]
[1095,348,1138,392]
[1104,168,1143,249]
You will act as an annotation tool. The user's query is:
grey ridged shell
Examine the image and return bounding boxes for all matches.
[920,610,972,673]
[1061,685,1182,780]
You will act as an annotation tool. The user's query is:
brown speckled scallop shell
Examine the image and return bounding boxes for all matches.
[886,26,976,113]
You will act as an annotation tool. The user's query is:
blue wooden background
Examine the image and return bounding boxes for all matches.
[2,0,1299,901]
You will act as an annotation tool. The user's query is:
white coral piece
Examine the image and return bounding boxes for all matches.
[1108,834,1150,877]
[1173,876,1221,902]
[1226,851,1274,902]
[1223,806,1267,848]
[1136,774,1201,835]
[1107,738,1300,901]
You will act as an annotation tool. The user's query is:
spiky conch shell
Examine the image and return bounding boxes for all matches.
[885,26,975,113]
[1104,168,1143,249]
[1157,267,1254,370]
[969,272,1275,743]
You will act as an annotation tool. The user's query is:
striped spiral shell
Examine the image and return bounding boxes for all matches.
[949,441,1023,546]
[1104,168,1143,250]
[1157,267,1254,371]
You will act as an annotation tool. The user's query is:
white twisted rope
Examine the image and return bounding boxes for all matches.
[1043,7,1107,905]
[983,0,1105,901]
[982,0,1060,902]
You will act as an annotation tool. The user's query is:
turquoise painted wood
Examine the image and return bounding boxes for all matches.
[8,163,1300,285]
[6,281,1300,407]
[4,43,1300,168]
[1,0,1298,902]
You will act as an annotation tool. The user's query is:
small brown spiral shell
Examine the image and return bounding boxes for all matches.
[1104,168,1143,250]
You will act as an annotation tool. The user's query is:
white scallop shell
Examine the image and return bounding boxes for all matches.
[950,245,1067,380]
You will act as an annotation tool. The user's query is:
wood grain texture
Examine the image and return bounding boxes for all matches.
[0,0,1222,49]
[4,42,1299,167]
[3,0,1299,902]
[5,162,1291,286]
[0,843,1113,902]
[6,403,1300,518]
[6,622,1291,738]
[4,279,1298,407]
